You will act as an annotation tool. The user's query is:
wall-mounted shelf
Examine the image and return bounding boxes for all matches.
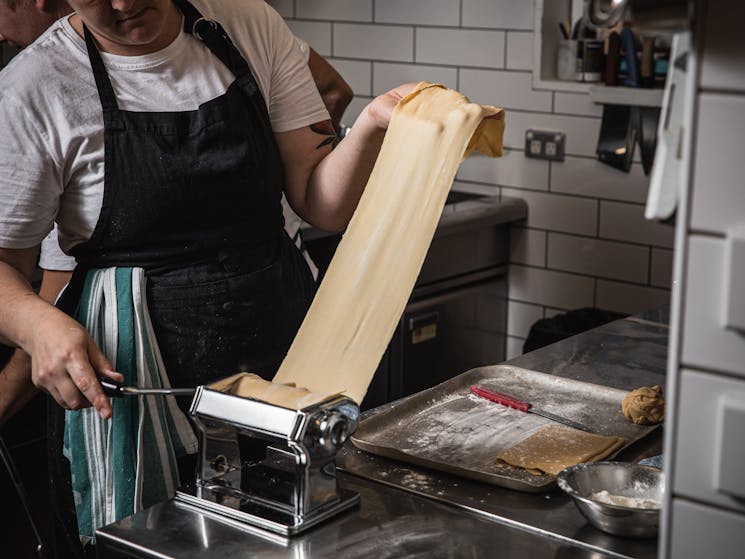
[589,85,664,106]
[533,0,667,105]
[533,0,587,92]
[533,78,591,93]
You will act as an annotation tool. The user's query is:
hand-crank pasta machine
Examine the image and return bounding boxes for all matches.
[175,380,360,536]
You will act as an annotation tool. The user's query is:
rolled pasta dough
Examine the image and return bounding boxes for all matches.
[273,83,504,404]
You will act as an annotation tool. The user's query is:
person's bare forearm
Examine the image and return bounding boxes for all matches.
[278,83,417,233]
[0,350,37,429]
[0,268,72,428]
[0,251,118,419]
[0,256,52,348]
[302,107,385,231]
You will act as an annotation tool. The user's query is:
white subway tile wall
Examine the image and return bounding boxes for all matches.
[553,92,604,117]
[334,24,413,61]
[415,28,505,69]
[650,248,674,288]
[328,59,372,97]
[505,32,534,71]
[501,188,598,236]
[596,280,670,315]
[286,21,333,55]
[509,227,547,267]
[252,1,672,355]
[599,200,675,248]
[296,0,372,22]
[507,301,544,339]
[376,0,459,26]
[372,62,457,96]
[547,233,649,284]
[460,69,552,112]
[462,0,534,30]
[552,157,649,204]
[268,0,293,18]
[458,151,549,190]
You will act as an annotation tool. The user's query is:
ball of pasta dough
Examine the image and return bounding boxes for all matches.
[622,385,665,425]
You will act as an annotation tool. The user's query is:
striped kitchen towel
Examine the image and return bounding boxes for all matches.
[63,267,198,540]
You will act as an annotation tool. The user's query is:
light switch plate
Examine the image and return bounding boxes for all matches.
[713,395,745,498]
[721,227,745,331]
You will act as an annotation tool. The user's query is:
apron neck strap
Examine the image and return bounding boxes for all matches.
[83,24,119,113]
[172,0,251,78]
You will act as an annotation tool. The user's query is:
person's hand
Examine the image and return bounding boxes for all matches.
[25,306,121,419]
[364,83,420,131]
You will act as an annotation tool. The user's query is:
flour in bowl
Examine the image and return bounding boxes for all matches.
[589,490,661,509]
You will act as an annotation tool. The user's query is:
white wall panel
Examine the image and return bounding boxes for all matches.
[682,236,745,378]
[670,499,745,558]
[691,93,745,234]
[675,370,745,513]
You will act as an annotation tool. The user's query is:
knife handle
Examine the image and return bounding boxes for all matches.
[470,385,531,412]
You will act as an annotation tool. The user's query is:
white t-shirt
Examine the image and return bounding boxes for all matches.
[0,0,328,258]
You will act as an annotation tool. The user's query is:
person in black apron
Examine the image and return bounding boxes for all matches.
[44,1,316,556]
[0,1,416,556]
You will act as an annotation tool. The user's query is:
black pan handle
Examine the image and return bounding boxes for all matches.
[97,376,124,397]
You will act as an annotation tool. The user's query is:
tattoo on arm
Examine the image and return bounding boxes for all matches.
[310,121,339,150]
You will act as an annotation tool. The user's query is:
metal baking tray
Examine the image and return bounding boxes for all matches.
[351,365,658,492]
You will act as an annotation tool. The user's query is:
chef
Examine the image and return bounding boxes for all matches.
[0,0,413,556]
[0,0,354,431]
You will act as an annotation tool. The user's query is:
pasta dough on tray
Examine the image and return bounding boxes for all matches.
[496,424,626,476]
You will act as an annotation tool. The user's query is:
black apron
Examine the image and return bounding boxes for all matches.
[49,1,315,555]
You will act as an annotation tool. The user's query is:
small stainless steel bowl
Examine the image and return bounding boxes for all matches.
[557,461,664,538]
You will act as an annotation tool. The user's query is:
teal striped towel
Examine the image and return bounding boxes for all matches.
[63,267,198,540]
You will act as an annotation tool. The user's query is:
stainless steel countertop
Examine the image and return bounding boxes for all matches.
[97,474,617,559]
[334,312,668,559]
[96,311,668,559]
